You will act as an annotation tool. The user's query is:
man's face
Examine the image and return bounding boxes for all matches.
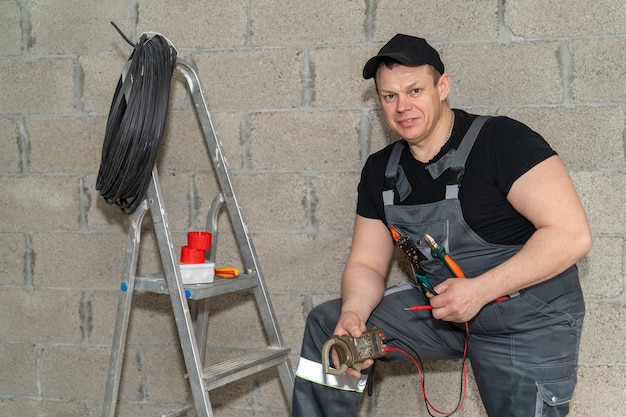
[375,64,449,144]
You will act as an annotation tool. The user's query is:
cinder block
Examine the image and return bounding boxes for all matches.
[126,293,180,347]
[175,111,244,171]
[113,403,180,417]
[497,107,626,170]
[33,232,126,289]
[373,360,486,416]
[312,172,360,232]
[0,289,82,343]
[0,399,89,417]
[251,0,366,46]
[116,347,145,402]
[194,172,232,229]
[443,42,563,106]
[255,367,291,412]
[311,293,341,311]
[0,344,37,396]
[572,172,626,235]
[253,232,350,293]
[144,348,190,403]
[153,172,193,232]
[579,302,626,364]
[369,109,398,153]
[27,116,107,173]
[0,1,21,56]
[205,292,266,350]
[84,173,134,232]
[571,38,626,103]
[89,290,118,345]
[571,366,626,416]
[232,173,307,230]
[0,118,20,174]
[0,233,27,285]
[0,177,80,231]
[248,111,362,170]
[168,70,197,112]
[158,113,212,171]
[137,0,248,48]
[578,237,623,299]
[506,0,626,37]
[80,54,132,113]
[0,59,75,115]
[266,293,307,355]
[372,0,498,42]
[310,46,378,108]
[213,408,284,417]
[193,49,303,110]
[28,0,128,54]
[40,345,110,400]
[135,231,165,276]
[92,289,182,348]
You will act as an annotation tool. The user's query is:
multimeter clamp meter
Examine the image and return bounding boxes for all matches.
[321,328,387,375]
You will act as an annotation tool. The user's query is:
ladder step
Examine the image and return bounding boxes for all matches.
[134,273,259,299]
[201,347,291,391]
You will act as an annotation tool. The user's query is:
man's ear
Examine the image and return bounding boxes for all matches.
[438,73,451,101]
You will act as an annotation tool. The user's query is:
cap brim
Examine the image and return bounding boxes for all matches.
[362,52,430,79]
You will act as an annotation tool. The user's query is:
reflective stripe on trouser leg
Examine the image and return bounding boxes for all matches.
[295,357,368,392]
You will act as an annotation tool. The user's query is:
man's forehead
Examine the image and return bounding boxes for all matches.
[375,64,435,88]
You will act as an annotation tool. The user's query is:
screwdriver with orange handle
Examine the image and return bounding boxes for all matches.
[423,233,466,278]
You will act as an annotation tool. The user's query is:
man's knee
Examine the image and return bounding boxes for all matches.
[305,298,342,333]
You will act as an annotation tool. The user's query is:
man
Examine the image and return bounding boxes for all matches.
[292,34,591,417]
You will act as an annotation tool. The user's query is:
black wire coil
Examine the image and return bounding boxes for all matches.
[96,25,177,214]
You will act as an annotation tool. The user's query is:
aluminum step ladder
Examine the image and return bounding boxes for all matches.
[101,59,294,417]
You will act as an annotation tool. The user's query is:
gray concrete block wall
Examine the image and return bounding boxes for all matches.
[0,1,624,416]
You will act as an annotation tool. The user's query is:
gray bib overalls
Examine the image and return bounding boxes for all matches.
[293,116,585,417]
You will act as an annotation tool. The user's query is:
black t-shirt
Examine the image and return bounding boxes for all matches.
[356,109,557,245]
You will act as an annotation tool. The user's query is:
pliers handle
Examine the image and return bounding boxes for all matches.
[389,226,438,296]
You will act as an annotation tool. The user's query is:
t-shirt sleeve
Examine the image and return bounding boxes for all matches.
[483,117,557,197]
[356,148,391,221]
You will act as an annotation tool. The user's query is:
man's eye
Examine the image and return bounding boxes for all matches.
[411,89,421,95]
[383,94,395,101]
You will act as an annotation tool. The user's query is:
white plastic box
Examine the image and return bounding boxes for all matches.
[179,262,215,284]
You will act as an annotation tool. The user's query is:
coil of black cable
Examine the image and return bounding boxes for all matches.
[96,24,177,214]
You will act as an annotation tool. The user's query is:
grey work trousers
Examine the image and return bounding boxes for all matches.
[292,266,585,417]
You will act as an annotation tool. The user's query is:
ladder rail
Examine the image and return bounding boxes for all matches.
[146,168,213,417]
[102,200,149,417]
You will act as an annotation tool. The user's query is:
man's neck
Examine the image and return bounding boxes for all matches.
[408,107,454,163]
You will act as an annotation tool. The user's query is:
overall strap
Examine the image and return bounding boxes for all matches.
[425,115,490,199]
[383,141,411,206]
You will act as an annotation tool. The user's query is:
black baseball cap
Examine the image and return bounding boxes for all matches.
[363,34,445,79]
